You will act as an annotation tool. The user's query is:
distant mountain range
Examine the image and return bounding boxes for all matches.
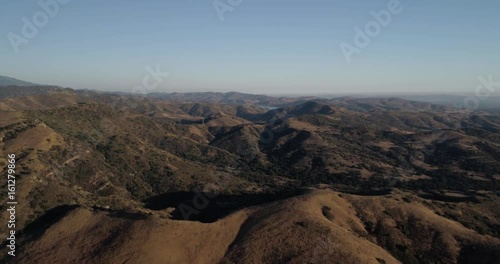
[0,75,39,86]
[1,74,499,111]
[0,85,66,100]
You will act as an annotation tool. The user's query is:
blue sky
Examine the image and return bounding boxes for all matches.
[1,0,499,94]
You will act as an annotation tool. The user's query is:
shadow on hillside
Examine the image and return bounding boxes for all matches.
[92,206,150,220]
[458,243,500,264]
[16,205,80,244]
[418,192,479,203]
[177,116,218,125]
[144,189,305,223]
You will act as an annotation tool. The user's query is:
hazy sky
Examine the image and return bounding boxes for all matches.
[1,0,499,94]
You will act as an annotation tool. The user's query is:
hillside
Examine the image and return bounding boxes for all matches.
[147,91,316,107]
[0,75,40,87]
[7,189,500,264]
[0,86,68,101]
[0,90,499,263]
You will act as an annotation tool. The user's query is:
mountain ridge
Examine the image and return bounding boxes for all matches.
[0,75,39,86]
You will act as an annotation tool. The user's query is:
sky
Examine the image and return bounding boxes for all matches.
[0,0,499,95]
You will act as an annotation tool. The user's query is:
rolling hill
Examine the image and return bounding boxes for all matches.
[0,75,39,87]
[0,88,499,263]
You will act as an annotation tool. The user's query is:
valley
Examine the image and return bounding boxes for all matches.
[0,87,499,263]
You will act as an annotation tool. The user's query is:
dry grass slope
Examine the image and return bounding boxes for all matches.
[10,189,498,264]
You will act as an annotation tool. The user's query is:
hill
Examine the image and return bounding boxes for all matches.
[147,91,316,107]
[7,189,500,264]
[0,86,69,101]
[0,75,39,86]
[0,90,499,263]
